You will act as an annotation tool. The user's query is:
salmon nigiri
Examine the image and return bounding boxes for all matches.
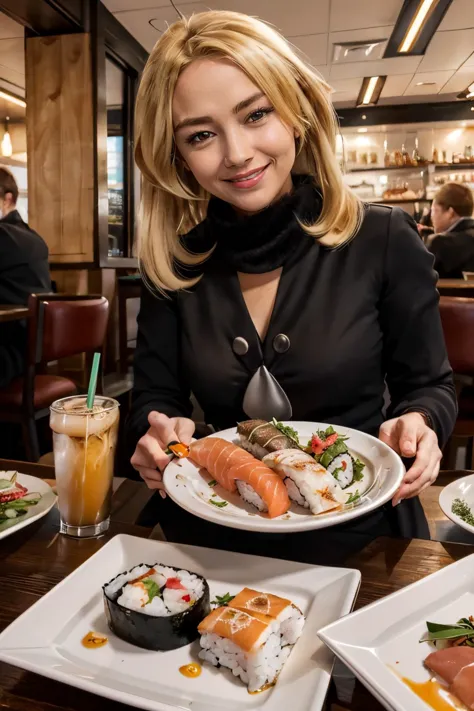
[425,647,474,684]
[451,662,474,709]
[190,437,290,518]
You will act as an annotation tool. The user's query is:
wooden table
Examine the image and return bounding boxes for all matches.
[0,464,473,710]
[0,305,29,323]
[437,279,474,297]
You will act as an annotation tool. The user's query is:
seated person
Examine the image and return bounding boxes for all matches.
[427,183,474,278]
[0,167,52,388]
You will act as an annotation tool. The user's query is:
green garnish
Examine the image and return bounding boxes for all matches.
[142,578,161,603]
[212,592,235,606]
[346,490,361,505]
[452,498,474,526]
[420,618,474,646]
[208,480,217,488]
[331,467,343,483]
[209,499,228,508]
[352,458,365,482]
[271,418,300,445]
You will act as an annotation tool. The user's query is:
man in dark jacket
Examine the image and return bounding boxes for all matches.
[0,167,51,388]
[428,182,474,278]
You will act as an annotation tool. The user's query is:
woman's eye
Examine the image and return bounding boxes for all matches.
[186,131,213,145]
[247,107,274,123]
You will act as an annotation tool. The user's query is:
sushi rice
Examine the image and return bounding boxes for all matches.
[236,480,268,512]
[327,453,354,489]
[105,563,204,617]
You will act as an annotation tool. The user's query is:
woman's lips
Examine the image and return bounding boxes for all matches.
[224,164,269,189]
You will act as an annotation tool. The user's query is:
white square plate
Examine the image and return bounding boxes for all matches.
[0,534,360,711]
[318,552,474,711]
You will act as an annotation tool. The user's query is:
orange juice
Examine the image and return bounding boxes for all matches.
[50,396,119,537]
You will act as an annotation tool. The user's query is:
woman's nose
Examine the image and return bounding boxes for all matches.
[223,128,253,169]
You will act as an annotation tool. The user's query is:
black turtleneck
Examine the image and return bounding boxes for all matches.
[127,181,456,548]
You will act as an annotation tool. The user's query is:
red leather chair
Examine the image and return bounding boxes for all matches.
[0,293,109,461]
[439,296,474,467]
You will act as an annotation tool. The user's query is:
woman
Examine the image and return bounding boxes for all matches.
[127,11,456,564]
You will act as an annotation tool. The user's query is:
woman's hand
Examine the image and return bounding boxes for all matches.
[131,412,195,496]
[378,412,441,506]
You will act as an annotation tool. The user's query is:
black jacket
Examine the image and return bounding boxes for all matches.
[128,204,456,450]
[428,217,474,278]
[0,210,51,386]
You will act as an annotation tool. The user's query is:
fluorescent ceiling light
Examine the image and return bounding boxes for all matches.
[362,76,379,105]
[399,0,438,53]
[0,91,26,108]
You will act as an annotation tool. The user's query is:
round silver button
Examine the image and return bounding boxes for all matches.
[273,333,290,354]
[233,336,249,356]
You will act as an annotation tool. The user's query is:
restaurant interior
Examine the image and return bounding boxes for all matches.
[1,1,474,710]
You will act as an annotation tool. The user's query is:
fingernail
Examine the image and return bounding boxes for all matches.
[159,490,166,499]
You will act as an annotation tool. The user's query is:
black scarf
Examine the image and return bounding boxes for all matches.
[181,174,322,274]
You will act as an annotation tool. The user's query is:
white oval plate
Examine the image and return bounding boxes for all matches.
[439,473,474,536]
[163,422,405,533]
[0,472,57,540]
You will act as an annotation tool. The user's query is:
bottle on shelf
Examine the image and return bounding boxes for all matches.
[412,138,420,165]
[432,146,439,164]
[401,143,410,166]
[384,139,390,167]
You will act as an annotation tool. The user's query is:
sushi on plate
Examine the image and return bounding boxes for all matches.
[198,588,305,693]
[103,563,210,650]
[263,449,346,514]
[310,427,365,489]
[237,420,299,459]
[189,438,290,518]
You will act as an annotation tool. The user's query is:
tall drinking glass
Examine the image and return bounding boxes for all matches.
[50,395,120,537]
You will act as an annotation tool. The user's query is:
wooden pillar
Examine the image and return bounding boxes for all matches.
[25,33,95,264]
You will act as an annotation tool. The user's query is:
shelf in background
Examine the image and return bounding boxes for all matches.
[369,198,431,205]
[348,162,474,174]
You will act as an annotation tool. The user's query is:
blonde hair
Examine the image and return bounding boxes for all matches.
[135,10,363,291]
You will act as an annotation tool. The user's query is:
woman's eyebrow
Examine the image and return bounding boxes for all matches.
[174,91,265,132]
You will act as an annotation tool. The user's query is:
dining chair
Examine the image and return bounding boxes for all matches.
[439,296,474,468]
[0,293,109,462]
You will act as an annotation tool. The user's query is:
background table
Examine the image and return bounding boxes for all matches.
[0,305,29,323]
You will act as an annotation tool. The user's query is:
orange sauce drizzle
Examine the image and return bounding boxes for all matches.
[179,663,202,678]
[248,681,276,695]
[402,677,466,711]
[81,631,108,649]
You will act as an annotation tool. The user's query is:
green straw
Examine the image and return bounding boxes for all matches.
[86,352,101,410]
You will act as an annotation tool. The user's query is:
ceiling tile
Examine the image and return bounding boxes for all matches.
[330,55,422,80]
[380,74,413,98]
[329,0,403,32]
[102,0,169,10]
[404,71,454,96]
[111,4,208,52]
[438,65,474,94]
[419,28,474,72]
[315,65,330,80]
[438,0,474,31]
[328,25,393,65]
[205,0,330,36]
[329,77,362,101]
[464,52,474,67]
[290,34,327,67]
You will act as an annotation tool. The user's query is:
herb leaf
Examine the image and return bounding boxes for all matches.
[142,578,161,603]
[346,490,361,505]
[209,499,228,508]
[331,467,343,483]
[452,498,474,526]
[271,418,300,445]
[211,592,235,606]
[352,458,365,482]
[208,480,217,488]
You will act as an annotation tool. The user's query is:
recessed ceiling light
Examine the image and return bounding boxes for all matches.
[416,81,437,86]
[0,91,26,108]
[362,114,367,120]
[356,76,387,107]
[384,0,454,58]
[357,128,368,133]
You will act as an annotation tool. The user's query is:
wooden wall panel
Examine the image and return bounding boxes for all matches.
[25,33,94,263]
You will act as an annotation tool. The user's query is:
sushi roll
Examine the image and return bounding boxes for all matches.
[310,427,365,489]
[103,563,210,651]
[190,438,290,518]
[231,587,305,646]
[237,420,298,459]
[263,449,346,514]
[198,592,305,693]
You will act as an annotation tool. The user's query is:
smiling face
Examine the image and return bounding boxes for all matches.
[172,58,296,214]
